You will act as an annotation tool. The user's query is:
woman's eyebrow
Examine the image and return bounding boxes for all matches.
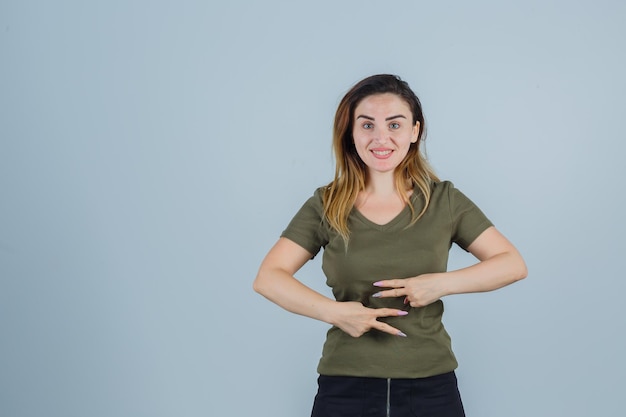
[355,114,407,121]
[385,114,407,121]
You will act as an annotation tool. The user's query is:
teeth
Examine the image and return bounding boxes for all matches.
[372,150,392,156]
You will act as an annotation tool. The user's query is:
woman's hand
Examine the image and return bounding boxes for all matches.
[328,301,408,338]
[373,274,444,308]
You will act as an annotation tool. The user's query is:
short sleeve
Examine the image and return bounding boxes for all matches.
[448,183,494,251]
[280,187,329,257]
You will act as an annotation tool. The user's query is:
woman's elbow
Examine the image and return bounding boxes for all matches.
[512,254,528,282]
[252,271,268,295]
[253,265,279,296]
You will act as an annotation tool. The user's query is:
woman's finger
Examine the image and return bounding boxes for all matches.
[375,321,407,337]
[372,288,407,298]
[374,308,409,318]
[373,279,404,288]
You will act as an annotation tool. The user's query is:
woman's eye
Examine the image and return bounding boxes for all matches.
[363,123,373,129]
[390,122,400,129]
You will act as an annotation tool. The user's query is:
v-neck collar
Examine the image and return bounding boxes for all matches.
[351,191,419,232]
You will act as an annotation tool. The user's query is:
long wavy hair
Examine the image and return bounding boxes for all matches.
[323,74,439,242]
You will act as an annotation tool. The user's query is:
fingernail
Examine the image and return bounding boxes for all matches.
[372,292,382,298]
[397,331,407,337]
[373,281,382,287]
[397,311,409,316]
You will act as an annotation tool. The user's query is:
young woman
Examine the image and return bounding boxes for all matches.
[253,74,527,417]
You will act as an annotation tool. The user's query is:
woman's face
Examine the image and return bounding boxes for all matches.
[352,93,419,176]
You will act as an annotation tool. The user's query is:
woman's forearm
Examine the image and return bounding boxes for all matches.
[253,267,337,324]
[441,250,527,296]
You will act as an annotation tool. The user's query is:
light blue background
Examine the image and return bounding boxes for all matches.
[1,1,625,416]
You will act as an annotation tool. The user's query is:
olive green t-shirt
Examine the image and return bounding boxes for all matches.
[281,181,493,378]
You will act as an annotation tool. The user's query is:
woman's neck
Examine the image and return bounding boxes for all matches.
[364,171,401,197]
[356,172,412,225]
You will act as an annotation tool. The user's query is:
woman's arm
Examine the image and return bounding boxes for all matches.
[373,226,528,307]
[254,237,409,337]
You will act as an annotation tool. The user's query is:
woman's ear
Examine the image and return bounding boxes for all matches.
[411,121,420,143]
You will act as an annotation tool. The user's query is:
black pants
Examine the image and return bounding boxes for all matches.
[311,372,465,417]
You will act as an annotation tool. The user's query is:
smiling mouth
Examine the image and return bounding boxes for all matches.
[372,150,392,156]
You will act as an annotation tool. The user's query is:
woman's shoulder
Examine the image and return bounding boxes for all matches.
[424,179,456,197]
[297,185,328,212]
[307,185,327,203]
[312,185,328,198]
[424,180,468,207]
[431,179,455,190]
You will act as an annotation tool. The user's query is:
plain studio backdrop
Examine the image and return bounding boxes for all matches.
[1,1,625,416]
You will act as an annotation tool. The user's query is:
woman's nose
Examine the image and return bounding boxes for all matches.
[374,129,389,143]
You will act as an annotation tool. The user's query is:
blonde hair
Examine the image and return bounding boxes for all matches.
[323,74,439,243]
